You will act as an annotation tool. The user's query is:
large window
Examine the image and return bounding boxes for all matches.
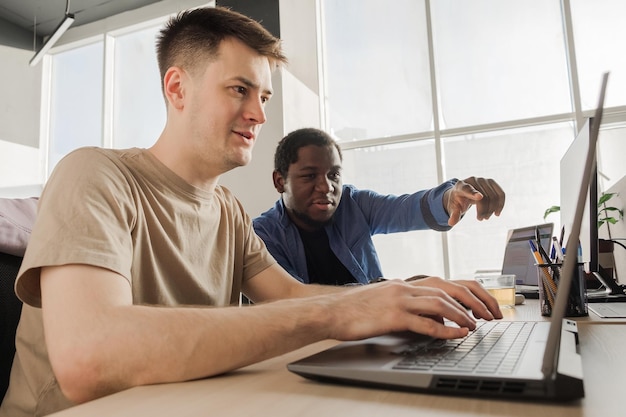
[49,41,104,174]
[442,123,574,277]
[48,21,166,174]
[342,140,443,278]
[44,1,213,176]
[41,0,626,280]
[570,0,626,110]
[430,0,571,128]
[322,0,432,140]
[322,0,626,279]
[112,26,166,149]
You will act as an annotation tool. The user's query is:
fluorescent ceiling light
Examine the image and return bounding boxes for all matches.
[29,13,75,67]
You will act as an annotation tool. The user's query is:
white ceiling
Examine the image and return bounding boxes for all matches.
[0,0,165,48]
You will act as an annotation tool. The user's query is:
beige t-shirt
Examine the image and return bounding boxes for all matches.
[0,147,275,417]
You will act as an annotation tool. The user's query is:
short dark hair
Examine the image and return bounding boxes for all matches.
[156,7,287,88]
[274,128,343,177]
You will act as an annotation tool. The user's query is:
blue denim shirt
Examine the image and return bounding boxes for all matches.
[253,181,457,284]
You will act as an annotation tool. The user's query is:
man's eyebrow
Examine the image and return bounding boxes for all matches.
[296,165,342,172]
[233,76,273,96]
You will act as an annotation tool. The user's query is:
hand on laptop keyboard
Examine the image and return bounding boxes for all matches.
[325,276,503,342]
[408,277,503,321]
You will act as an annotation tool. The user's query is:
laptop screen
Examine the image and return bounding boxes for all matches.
[501,223,554,286]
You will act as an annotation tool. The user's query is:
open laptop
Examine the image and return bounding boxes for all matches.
[588,302,626,318]
[288,72,609,402]
[500,223,554,297]
[474,223,553,299]
[503,223,554,287]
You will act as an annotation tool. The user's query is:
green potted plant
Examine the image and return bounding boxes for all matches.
[543,192,623,229]
[544,192,623,285]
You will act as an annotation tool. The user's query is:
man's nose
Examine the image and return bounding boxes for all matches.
[315,176,334,193]
[243,97,267,124]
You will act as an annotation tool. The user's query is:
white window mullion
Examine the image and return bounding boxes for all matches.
[316,0,329,131]
[425,0,451,280]
[40,57,53,182]
[561,0,584,131]
[102,34,115,149]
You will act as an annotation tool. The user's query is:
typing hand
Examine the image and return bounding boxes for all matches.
[445,177,505,226]
[326,277,502,342]
[408,276,503,320]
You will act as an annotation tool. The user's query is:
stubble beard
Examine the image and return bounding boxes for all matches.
[291,208,335,231]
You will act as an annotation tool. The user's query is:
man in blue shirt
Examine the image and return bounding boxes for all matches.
[253,128,505,285]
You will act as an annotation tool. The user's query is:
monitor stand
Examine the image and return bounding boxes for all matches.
[586,271,626,302]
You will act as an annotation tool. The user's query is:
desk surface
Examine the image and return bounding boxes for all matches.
[51,300,626,417]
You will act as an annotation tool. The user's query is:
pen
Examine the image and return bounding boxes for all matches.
[552,236,564,262]
[577,241,583,263]
[529,240,557,305]
[529,239,541,264]
[535,227,552,265]
[535,228,561,285]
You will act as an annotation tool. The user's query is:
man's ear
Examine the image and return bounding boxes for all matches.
[163,67,185,110]
[273,170,285,193]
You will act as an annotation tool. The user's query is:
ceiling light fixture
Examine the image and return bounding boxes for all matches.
[29,0,75,67]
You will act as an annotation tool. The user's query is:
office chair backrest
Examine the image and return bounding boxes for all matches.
[0,196,37,403]
[0,251,23,403]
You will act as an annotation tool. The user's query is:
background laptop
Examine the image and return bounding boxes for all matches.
[501,223,554,297]
[288,72,609,402]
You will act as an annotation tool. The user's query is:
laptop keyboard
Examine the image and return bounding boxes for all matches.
[394,321,535,375]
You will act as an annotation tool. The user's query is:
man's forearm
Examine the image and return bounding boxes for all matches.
[51,299,333,404]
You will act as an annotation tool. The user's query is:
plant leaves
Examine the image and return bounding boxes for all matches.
[543,205,560,220]
[598,192,617,206]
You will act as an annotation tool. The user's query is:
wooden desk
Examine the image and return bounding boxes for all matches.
[51,301,626,417]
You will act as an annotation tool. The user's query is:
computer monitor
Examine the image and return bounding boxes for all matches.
[560,118,598,276]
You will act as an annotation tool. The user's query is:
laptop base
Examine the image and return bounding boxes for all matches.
[586,290,626,303]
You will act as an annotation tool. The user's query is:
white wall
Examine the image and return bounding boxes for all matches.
[597,125,626,191]
[599,175,626,284]
[219,71,285,217]
[278,0,322,135]
[220,0,322,217]
[0,44,44,197]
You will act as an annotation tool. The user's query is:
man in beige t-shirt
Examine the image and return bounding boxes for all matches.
[0,7,502,417]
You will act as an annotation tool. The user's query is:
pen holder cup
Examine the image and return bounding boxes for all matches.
[536,263,588,317]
